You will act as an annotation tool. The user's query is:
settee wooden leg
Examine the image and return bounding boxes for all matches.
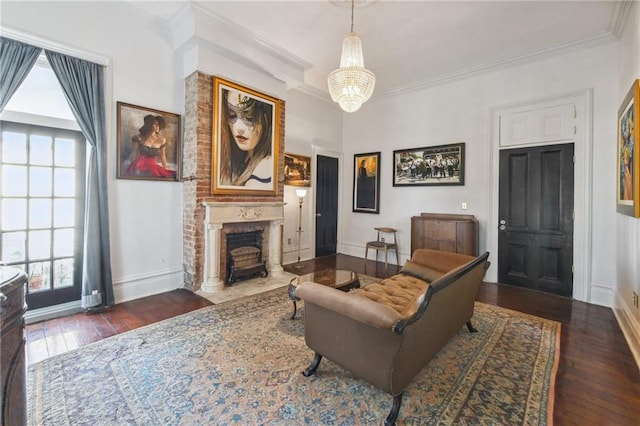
[384,392,403,426]
[466,321,478,333]
[302,353,323,377]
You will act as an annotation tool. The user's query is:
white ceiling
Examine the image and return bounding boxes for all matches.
[130,1,628,98]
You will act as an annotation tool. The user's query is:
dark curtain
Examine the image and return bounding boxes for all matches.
[0,37,41,111]
[46,50,114,310]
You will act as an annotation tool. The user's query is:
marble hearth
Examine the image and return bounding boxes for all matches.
[202,201,285,293]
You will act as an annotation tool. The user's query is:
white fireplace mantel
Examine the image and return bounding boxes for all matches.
[202,201,285,292]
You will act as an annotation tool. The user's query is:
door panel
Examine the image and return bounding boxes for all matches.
[499,102,575,147]
[315,155,338,257]
[498,143,574,296]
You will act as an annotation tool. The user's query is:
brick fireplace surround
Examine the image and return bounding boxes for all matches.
[182,71,286,293]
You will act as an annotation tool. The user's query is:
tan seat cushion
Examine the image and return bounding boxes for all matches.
[353,274,429,318]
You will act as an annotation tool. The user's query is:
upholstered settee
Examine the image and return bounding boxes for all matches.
[295,248,490,425]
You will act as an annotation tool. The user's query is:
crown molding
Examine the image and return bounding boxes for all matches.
[291,83,334,105]
[168,2,197,49]
[609,0,634,39]
[169,2,311,87]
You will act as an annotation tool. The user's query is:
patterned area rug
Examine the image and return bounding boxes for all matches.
[28,286,560,425]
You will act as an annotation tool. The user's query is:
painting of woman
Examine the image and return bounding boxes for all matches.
[212,77,280,194]
[126,114,175,178]
[116,102,181,181]
[220,89,273,188]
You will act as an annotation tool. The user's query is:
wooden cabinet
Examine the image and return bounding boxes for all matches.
[411,213,479,256]
[1,267,28,426]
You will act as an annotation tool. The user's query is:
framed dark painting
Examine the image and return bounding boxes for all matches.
[393,142,465,186]
[211,76,281,195]
[616,79,640,217]
[353,152,380,214]
[284,153,311,187]
[116,102,181,181]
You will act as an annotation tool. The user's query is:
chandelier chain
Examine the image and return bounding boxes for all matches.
[351,0,355,32]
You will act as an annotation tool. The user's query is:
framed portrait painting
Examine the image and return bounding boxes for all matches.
[284,153,311,187]
[393,142,465,187]
[212,76,281,195]
[353,152,381,214]
[617,79,640,217]
[116,102,181,181]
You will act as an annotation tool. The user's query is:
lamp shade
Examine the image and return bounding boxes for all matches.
[328,32,376,113]
[296,188,307,199]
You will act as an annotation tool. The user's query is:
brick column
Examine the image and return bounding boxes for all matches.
[182,72,213,291]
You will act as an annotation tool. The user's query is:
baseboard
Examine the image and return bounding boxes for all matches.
[282,244,312,265]
[24,268,184,323]
[613,293,640,371]
[25,300,83,324]
[340,242,406,266]
[113,268,183,304]
[589,282,614,308]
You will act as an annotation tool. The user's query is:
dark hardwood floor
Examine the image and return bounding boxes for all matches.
[26,254,640,425]
[25,288,211,365]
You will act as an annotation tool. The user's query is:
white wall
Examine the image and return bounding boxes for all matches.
[1,2,186,303]
[615,1,640,364]
[340,42,619,307]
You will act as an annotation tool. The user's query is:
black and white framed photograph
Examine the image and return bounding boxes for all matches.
[393,142,465,186]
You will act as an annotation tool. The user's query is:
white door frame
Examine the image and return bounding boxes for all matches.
[487,89,593,302]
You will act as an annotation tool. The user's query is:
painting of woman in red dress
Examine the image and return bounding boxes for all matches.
[116,102,181,181]
[126,114,175,178]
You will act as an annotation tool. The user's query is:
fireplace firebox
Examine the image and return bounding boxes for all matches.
[226,231,268,285]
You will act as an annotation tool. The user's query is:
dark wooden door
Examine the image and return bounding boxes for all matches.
[315,155,338,257]
[498,143,574,297]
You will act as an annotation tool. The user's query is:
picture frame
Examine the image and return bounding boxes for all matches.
[211,76,281,195]
[393,142,465,186]
[284,153,311,187]
[353,152,381,214]
[116,102,181,181]
[616,79,640,217]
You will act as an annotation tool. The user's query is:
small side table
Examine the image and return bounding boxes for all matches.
[287,269,360,319]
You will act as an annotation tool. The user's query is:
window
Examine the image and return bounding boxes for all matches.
[1,121,86,309]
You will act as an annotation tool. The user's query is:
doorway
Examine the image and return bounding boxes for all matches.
[488,90,592,302]
[0,121,86,309]
[315,155,338,257]
[498,144,574,296]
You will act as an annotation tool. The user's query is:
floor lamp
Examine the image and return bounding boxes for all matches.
[294,188,307,269]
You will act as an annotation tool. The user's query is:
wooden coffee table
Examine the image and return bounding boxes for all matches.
[287,269,360,319]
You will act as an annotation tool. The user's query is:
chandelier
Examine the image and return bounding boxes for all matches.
[327,0,376,113]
